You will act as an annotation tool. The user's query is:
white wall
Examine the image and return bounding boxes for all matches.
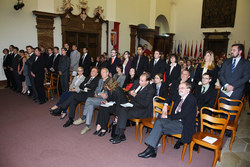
[0,0,38,80]
[173,0,250,57]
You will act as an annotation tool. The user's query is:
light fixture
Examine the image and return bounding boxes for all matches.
[14,0,24,10]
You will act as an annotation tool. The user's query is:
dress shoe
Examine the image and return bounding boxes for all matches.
[34,99,40,103]
[60,113,67,120]
[111,134,126,144]
[174,140,183,149]
[98,131,106,137]
[39,100,46,104]
[51,108,62,116]
[80,126,91,134]
[63,119,73,128]
[93,129,102,135]
[138,146,157,158]
[73,118,86,125]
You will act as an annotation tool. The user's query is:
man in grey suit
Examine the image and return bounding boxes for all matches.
[219,44,250,100]
[73,68,110,134]
[70,44,81,75]
[219,44,250,136]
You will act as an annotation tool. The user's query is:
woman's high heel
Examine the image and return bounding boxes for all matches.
[93,129,102,135]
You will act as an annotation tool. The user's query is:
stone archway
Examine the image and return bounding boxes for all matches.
[155,15,169,35]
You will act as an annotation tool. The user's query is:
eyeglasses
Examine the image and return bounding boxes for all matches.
[202,77,210,80]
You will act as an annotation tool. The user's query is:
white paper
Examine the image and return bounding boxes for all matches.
[220,87,233,97]
[202,136,217,144]
[120,103,134,107]
[72,71,77,76]
[44,82,50,85]
[100,101,116,107]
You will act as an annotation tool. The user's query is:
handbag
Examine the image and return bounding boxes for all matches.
[108,121,117,138]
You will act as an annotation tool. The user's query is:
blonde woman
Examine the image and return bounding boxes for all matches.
[194,50,218,86]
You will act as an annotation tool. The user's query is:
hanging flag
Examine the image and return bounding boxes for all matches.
[180,41,182,57]
[187,41,190,57]
[177,42,180,55]
[183,42,186,57]
[194,41,198,58]
[190,41,193,58]
[199,41,203,57]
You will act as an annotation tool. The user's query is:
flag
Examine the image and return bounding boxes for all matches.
[177,42,180,55]
[194,41,198,58]
[187,41,190,57]
[190,41,193,58]
[184,42,186,57]
[180,41,182,57]
[199,41,203,57]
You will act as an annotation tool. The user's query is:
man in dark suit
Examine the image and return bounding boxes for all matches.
[98,55,109,69]
[219,44,250,101]
[10,47,21,91]
[51,67,100,126]
[2,48,10,88]
[31,47,46,104]
[45,47,54,72]
[131,45,149,77]
[148,50,165,79]
[7,45,14,88]
[138,82,197,158]
[50,47,61,73]
[110,72,155,144]
[64,43,71,57]
[108,49,121,76]
[79,47,91,77]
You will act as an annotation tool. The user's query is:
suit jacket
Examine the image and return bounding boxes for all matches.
[6,53,14,69]
[70,50,81,72]
[26,53,36,71]
[52,54,61,73]
[31,55,45,80]
[193,84,217,110]
[45,54,54,70]
[3,54,7,68]
[113,73,126,88]
[79,76,100,97]
[219,58,250,99]
[69,75,86,93]
[152,82,169,99]
[11,54,21,71]
[166,93,197,143]
[106,87,128,115]
[131,55,149,77]
[58,56,70,75]
[79,54,91,77]
[121,59,132,76]
[164,63,181,85]
[108,57,121,76]
[94,78,109,96]
[149,58,166,78]
[194,64,219,86]
[98,60,109,69]
[128,82,155,118]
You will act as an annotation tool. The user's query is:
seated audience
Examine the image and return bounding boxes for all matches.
[73,68,110,134]
[49,67,85,119]
[113,64,126,88]
[152,73,168,99]
[50,67,100,126]
[110,72,155,144]
[138,82,197,158]
[93,78,128,137]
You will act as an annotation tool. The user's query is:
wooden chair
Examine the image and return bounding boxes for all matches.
[139,96,173,144]
[44,72,59,100]
[213,87,220,109]
[189,107,230,167]
[218,97,243,150]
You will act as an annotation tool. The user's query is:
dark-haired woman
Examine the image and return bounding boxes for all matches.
[113,64,126,88]
[93,78,128,137]
[164,54,181,86]
[121,51,132,76]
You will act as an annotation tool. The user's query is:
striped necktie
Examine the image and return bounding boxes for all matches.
[232,59,236,73]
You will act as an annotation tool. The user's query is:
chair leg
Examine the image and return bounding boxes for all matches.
[135,122,139,141]
[182,143,187,161]
[198,145,200,153]
[229,130,236,150]
[171,137,174,144]
[162,135,166,154]
[78,104,81,117]
[140,124,144,144]
[92,110,95,123]
[212,149,219,167]
[47,90,50,100]
[166,136,169,143]
[188,141,195,164]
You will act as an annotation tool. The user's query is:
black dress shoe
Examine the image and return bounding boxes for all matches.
[50,108,62,116]
[93,129,102,135]
[63,119,73,128]
[138,146,157,158]
[174,140,183,149]
[35,99,41,103]
[39,100,46,104]
[111,134,126,144]
[98,131,106,137]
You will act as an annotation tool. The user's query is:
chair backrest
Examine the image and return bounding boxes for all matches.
[44,72,51,84]
[200,107,230,139]
[50,72,59,88]
[153,96,174,117]
[212,87,220,109]
[218,97,243,123]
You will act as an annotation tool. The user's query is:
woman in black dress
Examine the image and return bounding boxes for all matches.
[18,50,27,94]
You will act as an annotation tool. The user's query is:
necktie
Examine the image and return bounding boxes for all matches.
[175,99,184,114]
[232,59,236,73]
[201,86,206,94]
[154,60,157,66]
[86,77,93,85]
[136,56,141,70]
[82,55,86,64]
[111,58,114,64]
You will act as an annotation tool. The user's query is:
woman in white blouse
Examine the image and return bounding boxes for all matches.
[49,67,85,119]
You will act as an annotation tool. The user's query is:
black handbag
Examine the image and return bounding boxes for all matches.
[108,121,117,138]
